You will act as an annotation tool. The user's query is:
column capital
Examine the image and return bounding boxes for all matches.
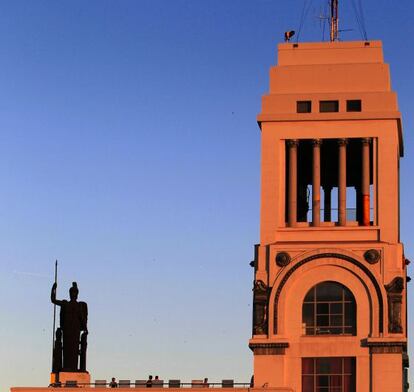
[338,138,348,146]
[287,139,299,147]
[362,137,372,145]
[312,138,322,147]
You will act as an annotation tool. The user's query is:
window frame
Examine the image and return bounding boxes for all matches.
[297,101,312,113]
[302,357,356,392]
[302,281,356,336]
[319,100,339,113]
[346,100,362,112]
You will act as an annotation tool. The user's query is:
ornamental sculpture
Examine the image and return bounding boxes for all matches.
[363,249,380,264]
[385,277,404,334]
[276,252,291,267]
[252,280,269,335]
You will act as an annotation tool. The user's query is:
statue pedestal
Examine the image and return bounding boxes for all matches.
[50,372,91,387]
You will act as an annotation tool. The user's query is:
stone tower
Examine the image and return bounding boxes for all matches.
[249,41,409,392]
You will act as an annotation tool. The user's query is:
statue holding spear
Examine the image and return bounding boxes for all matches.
[51,264,88,373]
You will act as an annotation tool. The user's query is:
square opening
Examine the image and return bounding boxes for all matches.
[347,100,362,112]
[297,101,312,113]
[319,100,339,112]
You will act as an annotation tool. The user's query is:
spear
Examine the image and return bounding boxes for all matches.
[51,260,58,373]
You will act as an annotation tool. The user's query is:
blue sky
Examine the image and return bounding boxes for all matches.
[1,1,413,390]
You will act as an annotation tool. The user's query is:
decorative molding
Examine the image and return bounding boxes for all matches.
[273,252,384,334]
[249,342,289,355]
[361,339,406,354]
[276,252,291,267]
[363,249,380,264]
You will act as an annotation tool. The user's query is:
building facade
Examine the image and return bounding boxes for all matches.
[249,41,409,392]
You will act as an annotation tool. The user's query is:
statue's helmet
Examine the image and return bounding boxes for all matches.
[69,282,79,300]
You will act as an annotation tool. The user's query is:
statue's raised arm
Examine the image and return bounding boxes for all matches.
[51,282,64,306]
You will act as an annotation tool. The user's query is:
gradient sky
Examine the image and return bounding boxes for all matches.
[1,1,413,390]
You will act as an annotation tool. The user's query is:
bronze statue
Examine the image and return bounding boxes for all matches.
[51,282,88,372]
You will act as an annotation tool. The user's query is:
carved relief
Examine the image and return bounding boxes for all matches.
[276,252,291,267]
[385,277,404,333]
[363,249,380,264]
[252,280,269,335]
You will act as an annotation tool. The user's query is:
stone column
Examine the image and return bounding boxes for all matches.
[362,138,371,226]
[323,186,332,222]
[312,139,322,226]
[338,139,348,226]
[287,140,299,227]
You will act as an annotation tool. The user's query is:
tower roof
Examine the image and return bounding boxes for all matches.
[258,40,403,156]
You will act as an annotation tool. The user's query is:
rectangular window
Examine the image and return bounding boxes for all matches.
[320,100,339,113]
[297,101,312,113]
[346,100,362,112]
[302,357,356,392]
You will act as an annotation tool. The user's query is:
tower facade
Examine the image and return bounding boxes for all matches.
[249,41,408,392]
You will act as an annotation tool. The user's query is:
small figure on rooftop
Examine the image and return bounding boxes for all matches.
[109,377,118,388]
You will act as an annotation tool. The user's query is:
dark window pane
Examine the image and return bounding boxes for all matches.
[330,375,342,388]
[302,358,314,374]
[331,315,343,326]
[345,303,356,326]
[344,288,354,301]
[317,375,329,387]
[319,100,339,112]
[316,282,342,301]
[302,376,314,392]
[343,358,355,373]
[317,303,329,314]
[297,101,312,113]
[303,304,314,326]
[344,375,354,392]
[329,358,342,373]
[331,303,342,314]
[317,358,331,374]
[344,326,354,335]
[346,100,362,112]
[317,315,329,326]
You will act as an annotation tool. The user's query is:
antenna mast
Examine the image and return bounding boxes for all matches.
[330,0,339,41]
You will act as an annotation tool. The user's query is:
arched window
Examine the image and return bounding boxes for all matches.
[302,281,356,335]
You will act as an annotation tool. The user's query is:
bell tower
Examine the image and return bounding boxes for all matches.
[249,40,409,392]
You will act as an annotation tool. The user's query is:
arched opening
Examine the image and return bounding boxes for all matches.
[302,281,356,336]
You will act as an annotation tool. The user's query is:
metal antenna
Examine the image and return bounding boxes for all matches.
[330,0,339,41]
